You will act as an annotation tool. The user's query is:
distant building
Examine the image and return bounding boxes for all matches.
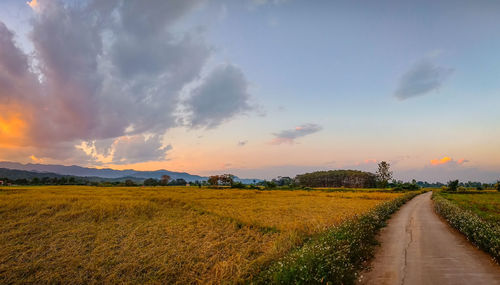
[0,180,4,185]
[186,183,190,187]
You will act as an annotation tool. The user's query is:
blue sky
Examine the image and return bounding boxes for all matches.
[0,0,499,181]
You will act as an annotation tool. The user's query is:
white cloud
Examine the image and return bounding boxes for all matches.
[395,59,453,100]
[271,123,322,144]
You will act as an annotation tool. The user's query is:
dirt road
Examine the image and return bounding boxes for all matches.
[359,191,500,285]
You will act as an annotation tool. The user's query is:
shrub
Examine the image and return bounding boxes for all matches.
[265,181,277,189]
[392,182,420,191]
[231,181,245,189]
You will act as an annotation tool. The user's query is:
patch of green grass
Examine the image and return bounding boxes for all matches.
[433,191,500,262]
[438,191,500,224]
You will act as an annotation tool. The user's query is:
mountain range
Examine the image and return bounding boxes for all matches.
[0,162,260,183]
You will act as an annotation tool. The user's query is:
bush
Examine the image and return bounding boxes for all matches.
[255,191,424,284]
[231,182,245,189]
[392,182,420,191]
[433,194,500,262]
[264,181,277,189]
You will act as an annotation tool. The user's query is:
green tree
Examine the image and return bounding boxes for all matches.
[496,181,500,191]
[295,170,377,188]
[376,161,393,188]
[447,180,459,192]
[31,177,40,185]
[144,178,158,186]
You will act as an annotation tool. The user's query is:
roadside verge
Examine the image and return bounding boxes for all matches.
[433,192,500,262]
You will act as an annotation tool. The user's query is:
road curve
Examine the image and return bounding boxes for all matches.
[358,191,500,285]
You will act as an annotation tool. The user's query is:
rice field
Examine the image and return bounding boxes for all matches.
[0,186,403,284]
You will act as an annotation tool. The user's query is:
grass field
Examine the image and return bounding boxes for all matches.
[433,190,500,262]
[439,191,500,224]
[0,186,403,284]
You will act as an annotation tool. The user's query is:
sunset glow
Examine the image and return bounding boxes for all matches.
[0,113,27,147]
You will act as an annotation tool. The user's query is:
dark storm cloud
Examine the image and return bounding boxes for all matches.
[0,0,254,164]
[395,59,453,100]
[271,123,322,144]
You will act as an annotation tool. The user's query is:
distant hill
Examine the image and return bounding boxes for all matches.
[0,168,144,183]
[0,162,261,183]
[0,168,66,180]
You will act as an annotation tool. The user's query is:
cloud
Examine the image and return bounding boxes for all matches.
[238,140,248,146]
[251,0,289,6]
[430,156,469,166]
[77,135,171,165]
[271,123,322,144]
[185,64,253,128]
[395,59,453,100]
[111,135,171,164]
[430,156,452,165]
[27,0,38,9]
[0,0,254,164]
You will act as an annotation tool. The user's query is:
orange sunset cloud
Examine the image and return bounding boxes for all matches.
[430,156,468,166]
[430,156,452,165]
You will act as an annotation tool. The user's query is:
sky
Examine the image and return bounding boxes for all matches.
[0,0,499,182]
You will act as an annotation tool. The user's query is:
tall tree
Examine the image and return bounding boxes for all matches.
[160,175,170,186]
[208,175,219,186]
[376,161,393,188]
[447,180,459,192]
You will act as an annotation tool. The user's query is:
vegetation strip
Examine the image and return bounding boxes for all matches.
[254,190,424,284]
[433,192,500,262]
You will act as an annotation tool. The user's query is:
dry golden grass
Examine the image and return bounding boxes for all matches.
[158,188,401,234]
[0,186,402,284]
